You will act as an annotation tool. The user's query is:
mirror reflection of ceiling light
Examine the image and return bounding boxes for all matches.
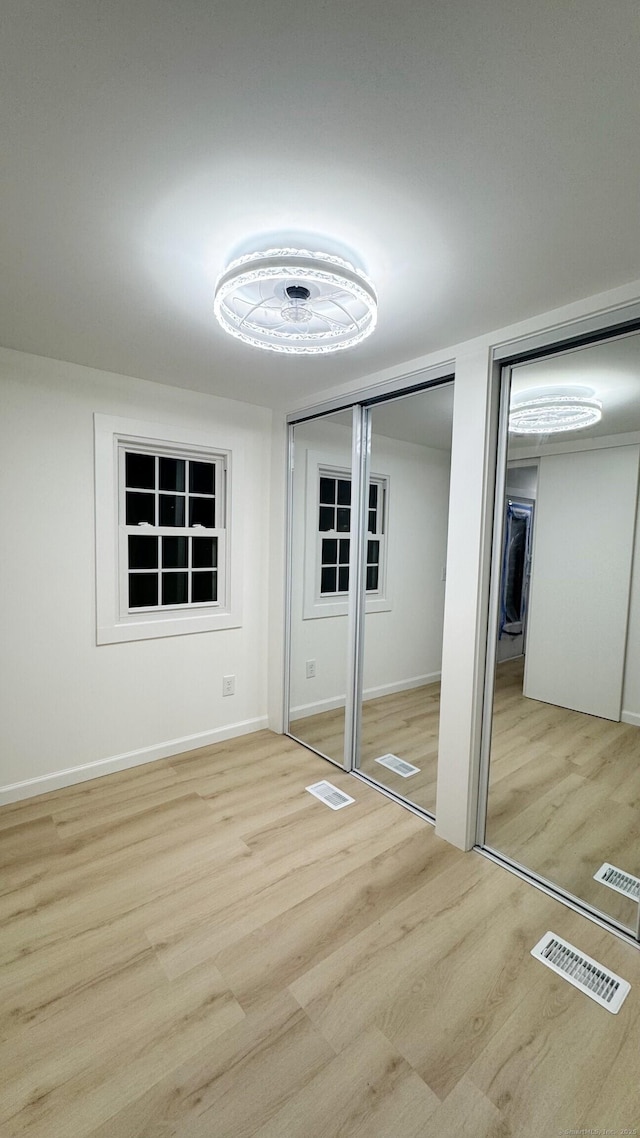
[213,248,377,354]
[509,388,602,434]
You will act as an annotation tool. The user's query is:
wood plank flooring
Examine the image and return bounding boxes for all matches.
[487,658,640,928]
[1,729,640,1136]
[292,658,640,929]
[290,681,440,813]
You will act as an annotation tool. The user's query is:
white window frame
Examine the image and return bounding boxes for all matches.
[95,414,242,643]
[118,442,226,618]
[302,451,391,620]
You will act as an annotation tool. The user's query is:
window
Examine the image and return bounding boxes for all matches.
[318,473,352,596]
[317,470,386,597]
[120,447,225,613]
[94,414,242,643]
[312,462,387,614]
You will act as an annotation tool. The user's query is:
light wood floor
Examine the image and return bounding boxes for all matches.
[292,659,640,929]
[290,682,440,813]
[2,730,640,1137]
[488,657,640,929]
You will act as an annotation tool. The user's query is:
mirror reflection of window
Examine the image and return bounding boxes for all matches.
[484,331,640,935]
[288,409,354,766]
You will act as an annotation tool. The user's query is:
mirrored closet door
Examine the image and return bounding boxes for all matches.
[354,385,453,815]
[286,377,454,821]
[288,407,355,766]
[481,329,640,937]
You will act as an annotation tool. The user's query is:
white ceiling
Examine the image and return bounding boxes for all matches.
[510,331,640,443]
[2,1,640,410]
[370,383,454,450]
[327,381,454,449]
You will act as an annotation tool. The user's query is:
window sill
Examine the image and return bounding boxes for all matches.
[97,608,241,644]
[302,596,392,621]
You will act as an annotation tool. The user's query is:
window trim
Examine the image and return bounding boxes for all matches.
[302,450,391,620]
[94,414,242,643]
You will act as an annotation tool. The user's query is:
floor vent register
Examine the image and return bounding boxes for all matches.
[531,931,630,1013]
[305,781,355,810]
[374,753,420,777]
[594,862,640,901]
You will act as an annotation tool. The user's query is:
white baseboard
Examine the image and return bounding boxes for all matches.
[0,716,269,807]
[290,672,440,721]
[621,710,640,728]
[363,672,441,701]
[290,693,347,720]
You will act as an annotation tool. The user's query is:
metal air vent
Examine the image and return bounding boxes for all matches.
[531,932,630,1013]
[305,781,355,810]
[374,754,420,778]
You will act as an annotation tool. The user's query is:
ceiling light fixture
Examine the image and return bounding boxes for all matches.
[509,390,602,435]
[213,248,377,354]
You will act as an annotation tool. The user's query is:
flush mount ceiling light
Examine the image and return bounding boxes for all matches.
[213,248,377,355]
[509,388,602,435]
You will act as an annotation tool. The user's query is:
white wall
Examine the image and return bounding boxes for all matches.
[506,464,538,499]
[622,488,640,725]
[289,420,450,715]
[289,416,353,715]
[362,431,450,694]
[0,347,273,801]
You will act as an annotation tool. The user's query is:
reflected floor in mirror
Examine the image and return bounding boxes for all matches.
[291,681,441,815]
[487,658,640,929]
[289,708,347,769]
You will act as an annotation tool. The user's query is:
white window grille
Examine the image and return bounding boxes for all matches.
[119,445,226,616]
[317,469,387,599]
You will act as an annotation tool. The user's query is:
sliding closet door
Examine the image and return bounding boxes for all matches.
[482,330,640,935]
[287,409,355,766]
[353,384,453,814]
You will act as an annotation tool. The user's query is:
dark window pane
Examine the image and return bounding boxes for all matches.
[367,540,380,565]
[159,457,185,492]
[337,479,351,506]
[162,572,188,605]
[321,566,337,594]
[129,572,158,608]
[159,495,185,527]
[338,567,349,592]
[322,538,337,565]
[162,536,188,568]
[339,538,350,564]
[368,509,376,533]
[337,508,350,532]
[319,506,334,532]
[192,571,216,603]
[319,477,335,504]
[189,497,215,528]
[190,461,215,495]
[126,452,155,489]
[366,565,379,591]
[193,536,216,568]
[128,536,158,570]
[369,483,378,509]
[126,492,155,525]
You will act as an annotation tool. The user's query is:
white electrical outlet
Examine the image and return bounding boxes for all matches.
[222,675,235,696]
[306,659,316,679]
